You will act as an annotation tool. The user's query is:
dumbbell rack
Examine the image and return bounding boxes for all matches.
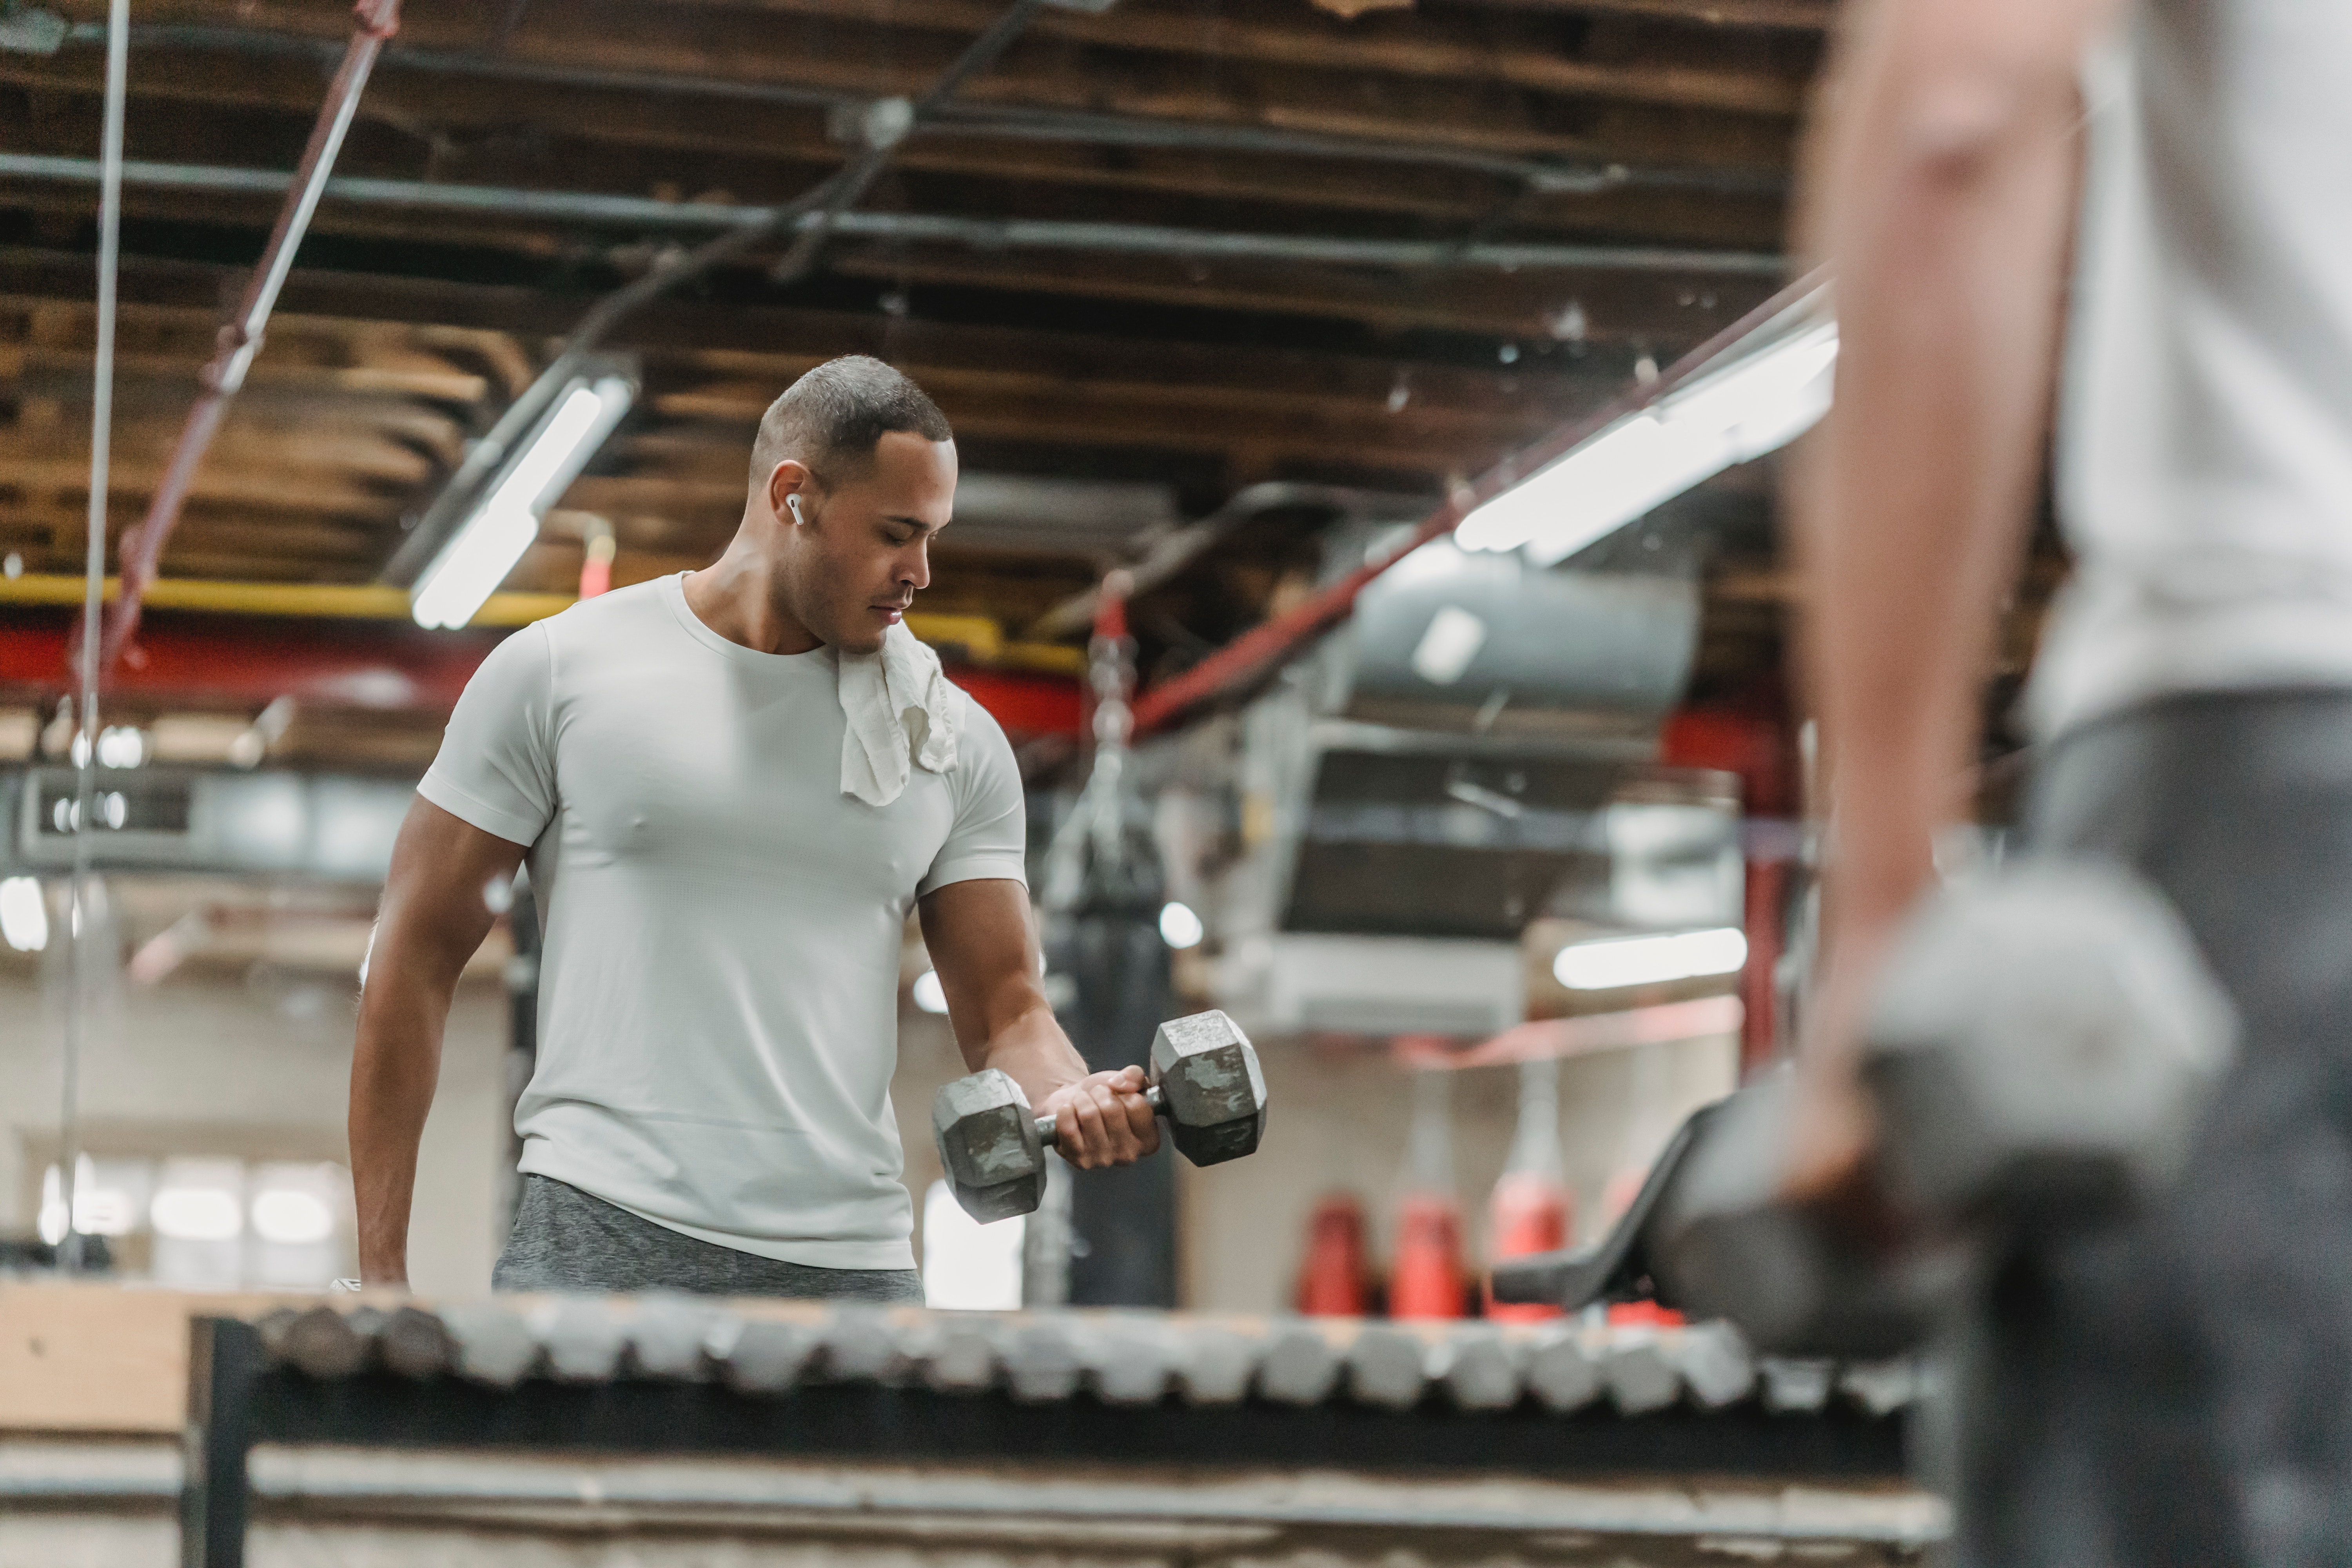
[182,1305,1916,1568]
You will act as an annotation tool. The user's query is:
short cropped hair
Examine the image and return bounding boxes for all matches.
[746,356,953,492]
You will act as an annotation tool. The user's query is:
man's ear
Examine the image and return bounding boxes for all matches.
[766,458,814,523]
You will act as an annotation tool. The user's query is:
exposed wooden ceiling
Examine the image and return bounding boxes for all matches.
[0,0,1824,755]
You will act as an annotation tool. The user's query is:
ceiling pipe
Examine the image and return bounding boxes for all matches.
[0,154,1789,278]
[81,0,403,673]
[1125,269,1826,738]
[49,20,1787,199]
[1025,482,1428,643]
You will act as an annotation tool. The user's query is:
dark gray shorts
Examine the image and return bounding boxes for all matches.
[492,1173,923,1303]
[1949,690,2352,1568]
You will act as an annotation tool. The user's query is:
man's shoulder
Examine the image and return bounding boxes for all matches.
[530,577,680,668]
[944,686,1019,786]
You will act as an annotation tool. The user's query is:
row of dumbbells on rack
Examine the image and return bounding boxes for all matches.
[252,1297,1923,1420]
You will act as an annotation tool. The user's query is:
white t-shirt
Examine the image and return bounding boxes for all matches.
[418,573,1027,1269]
[2032,2,2352,737]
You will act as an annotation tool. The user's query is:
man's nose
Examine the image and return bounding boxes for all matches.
[901,541,931,592]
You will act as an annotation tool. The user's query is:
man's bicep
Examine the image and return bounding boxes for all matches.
[377,797,528,974]
[917,878,1040,1056]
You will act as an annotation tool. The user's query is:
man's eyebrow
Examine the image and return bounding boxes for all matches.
[885,514,948,533]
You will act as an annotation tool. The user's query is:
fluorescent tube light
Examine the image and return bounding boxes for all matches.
[1553,926,1749,991]
[411,373,635,628]
[1458,292,1836,567]
[0,875,47,952]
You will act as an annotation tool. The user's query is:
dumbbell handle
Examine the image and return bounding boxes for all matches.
[1032,1082,1165,1147]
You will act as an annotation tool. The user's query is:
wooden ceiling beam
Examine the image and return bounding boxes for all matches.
[651,0,1814,117]
[1448,0,1830,29]
[1,60,1785,250]
[820,244,1764,345]
[4,275,1628,421]
[0,176,1779,348]
[43,0,1790,170]
[0,198,1764,342]
[3,459,408,519]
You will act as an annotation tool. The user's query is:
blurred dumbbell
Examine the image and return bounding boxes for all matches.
[1655,1068,1971,1357]
[1657,860,2238,1355]
[932,1009,1268,1221]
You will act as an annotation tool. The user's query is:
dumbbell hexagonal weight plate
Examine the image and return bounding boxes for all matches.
[1151,1010,1267,1166]
[1862,860,2238,1230]
[932,1069,1048,1224]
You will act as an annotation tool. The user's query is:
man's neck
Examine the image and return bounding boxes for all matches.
[681,532,824,655]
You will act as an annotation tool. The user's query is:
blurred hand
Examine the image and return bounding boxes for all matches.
[1780,920,1898,1207]
[1039,1066,1161,1169]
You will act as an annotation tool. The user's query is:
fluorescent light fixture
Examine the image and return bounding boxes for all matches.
[251,1187,336,1246]
[411,372,635,629]
[96,725,145,768]
[911,969,949,1014]
[921,1177,1025,1309]
[1,876,47,952]
[151,1183,244,1241]
[1553,926,1749,991]
[1459,290,1836,567]
[1159,900,1205,949]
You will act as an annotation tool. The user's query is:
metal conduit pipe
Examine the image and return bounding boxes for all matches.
[0,154,1789,277]
[51,20,1788,199]
[86,0,403,670]
[1026,482,1430,643]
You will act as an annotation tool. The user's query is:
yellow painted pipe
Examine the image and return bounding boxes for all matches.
[0,573,1086,675]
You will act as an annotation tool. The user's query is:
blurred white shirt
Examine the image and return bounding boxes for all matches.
[2033,2,2352,737]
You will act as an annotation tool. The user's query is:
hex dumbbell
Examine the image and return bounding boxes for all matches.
[932,1009,1267,1221]
[1655,860,2238,1355]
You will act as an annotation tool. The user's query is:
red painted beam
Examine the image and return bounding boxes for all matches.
[3,620,494,710]
[2,614,1083,739]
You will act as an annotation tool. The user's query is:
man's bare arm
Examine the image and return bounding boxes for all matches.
[917,878,1159,1169]
[351,799,527,1285]
[1790,0,2118,1181]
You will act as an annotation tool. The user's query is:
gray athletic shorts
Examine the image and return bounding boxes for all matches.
[492,1173,923,1303]
[1947,690,2352,1568]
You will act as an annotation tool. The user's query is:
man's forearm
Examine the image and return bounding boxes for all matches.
[978,1000,1092,1108]
[349,971,455,1284]
[1797,1,2094,1000]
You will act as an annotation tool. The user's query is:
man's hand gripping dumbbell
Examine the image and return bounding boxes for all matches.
[933,1010,1268,1221]
[1494,862,2239,1356]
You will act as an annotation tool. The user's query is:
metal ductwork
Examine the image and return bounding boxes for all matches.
[1214,537,1710,1037]
[1267,537,1701,940]
[1325,538,1699,740]
[4,767,412,881]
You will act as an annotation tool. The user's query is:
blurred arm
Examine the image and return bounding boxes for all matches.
[350,799,526,1285]
[1788,0,2120,1178]
[918,878,1158,1168]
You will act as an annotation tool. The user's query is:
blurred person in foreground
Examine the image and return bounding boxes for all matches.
[1791,0,2352,1563]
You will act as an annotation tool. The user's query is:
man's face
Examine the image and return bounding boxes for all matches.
[777,430,956,655]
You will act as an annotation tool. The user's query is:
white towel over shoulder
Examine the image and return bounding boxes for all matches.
[838,622,961,807]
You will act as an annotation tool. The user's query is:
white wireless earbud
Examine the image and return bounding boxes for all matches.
[786,495,805,524]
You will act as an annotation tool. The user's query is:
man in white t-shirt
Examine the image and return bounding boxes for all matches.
[1789,0,2352,1561]
[351,356,1158,1298]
